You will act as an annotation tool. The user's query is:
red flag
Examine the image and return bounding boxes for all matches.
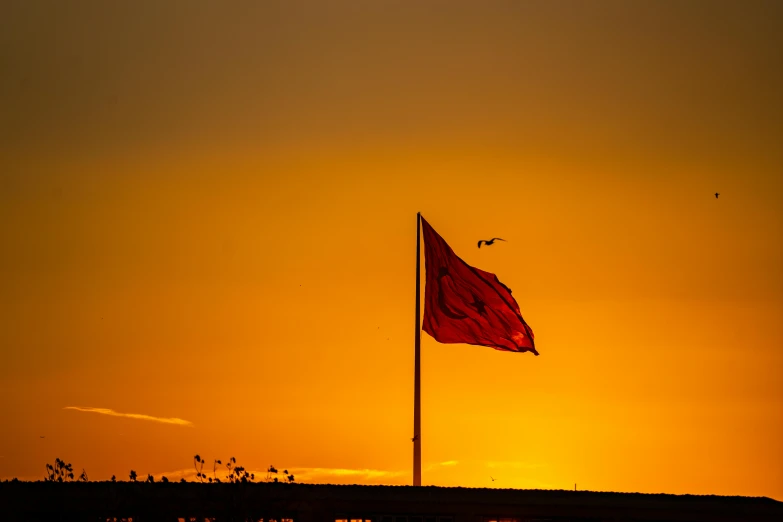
[421,216,537,355]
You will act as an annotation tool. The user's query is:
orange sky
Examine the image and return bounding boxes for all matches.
[1,0,781,499]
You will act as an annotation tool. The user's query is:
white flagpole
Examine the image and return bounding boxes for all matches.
[413,212,422,486]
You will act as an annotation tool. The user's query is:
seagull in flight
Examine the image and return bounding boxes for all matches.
[715,192,720,199]
[478,238,506,248]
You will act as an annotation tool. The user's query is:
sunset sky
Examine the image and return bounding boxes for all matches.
[1,0,781,499]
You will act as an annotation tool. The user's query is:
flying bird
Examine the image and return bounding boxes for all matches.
[477,238,506,248]
[715,192,720,199]
[490,476,496,482]
[411,435,419,442]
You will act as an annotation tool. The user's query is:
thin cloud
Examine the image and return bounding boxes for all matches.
[290,461,459,484]
[64,407,193,427]
[290,467,408,484]
[150,468,200,482]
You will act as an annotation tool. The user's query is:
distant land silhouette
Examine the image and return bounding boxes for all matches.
[1,482,781,521]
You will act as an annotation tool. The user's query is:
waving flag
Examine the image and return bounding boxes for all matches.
[420,216,537,355]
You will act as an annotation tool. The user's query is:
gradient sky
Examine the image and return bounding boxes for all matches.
[1,0,781,499]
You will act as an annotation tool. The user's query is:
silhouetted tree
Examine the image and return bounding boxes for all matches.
[129,470,137,482]
[145,474,154,483]
[180,478,187,483]
[225,456,254,483]
[78,469,88,482]
[264,465,294,483]
[44,458,74,482]
[161,476,169,483]
[194,454,205,483]
[111,475,116,483]
[187,454,293,484]
[213,459,222,483]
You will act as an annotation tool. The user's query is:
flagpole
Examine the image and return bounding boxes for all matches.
[413,212,422,486]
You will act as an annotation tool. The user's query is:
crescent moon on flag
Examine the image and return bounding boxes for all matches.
[437,267,468,320]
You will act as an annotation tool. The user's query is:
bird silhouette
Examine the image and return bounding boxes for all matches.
[411,435,419,442]
[478,238,506,248]
[490,476,496,482]
[715,192,720,199]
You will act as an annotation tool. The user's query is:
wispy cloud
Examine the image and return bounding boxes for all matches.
[290,467,408,484]
[150,468,201,482]
[288,461,459,484]
[64,407,193,427]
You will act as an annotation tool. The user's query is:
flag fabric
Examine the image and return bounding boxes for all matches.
[421,216,537,355]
